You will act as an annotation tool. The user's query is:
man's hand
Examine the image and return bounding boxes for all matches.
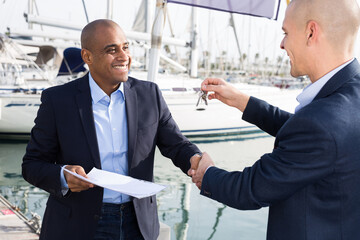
[191,152,215,189]
[187,154,202,177]
[63,165,94,192]
[201,78,250,112]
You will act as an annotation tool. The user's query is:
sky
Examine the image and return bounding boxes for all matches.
[1,0,360,64]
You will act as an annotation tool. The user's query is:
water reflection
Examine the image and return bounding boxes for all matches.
[0,133,274,239]
[173,183,190,240]
[207,205,226,240]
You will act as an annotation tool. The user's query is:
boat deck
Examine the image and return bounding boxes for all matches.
[0,194,39,240]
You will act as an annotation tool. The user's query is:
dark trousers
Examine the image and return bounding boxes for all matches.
[93,202,144,240]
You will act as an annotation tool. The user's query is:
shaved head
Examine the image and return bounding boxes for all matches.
[289,0,360,51]
[81,19,123,51]
[281,0,360,81]
[80,19,131,95]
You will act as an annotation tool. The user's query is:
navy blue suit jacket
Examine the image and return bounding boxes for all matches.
[22,74,200,240]
[201,59,360,239]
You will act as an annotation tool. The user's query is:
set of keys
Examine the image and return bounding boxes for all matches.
[196,90,208,107]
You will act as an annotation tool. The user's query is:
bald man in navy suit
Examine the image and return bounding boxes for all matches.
[189,0,360,239]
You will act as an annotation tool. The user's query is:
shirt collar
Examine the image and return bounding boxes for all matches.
[89,73,125,104]
[295,58,354,113]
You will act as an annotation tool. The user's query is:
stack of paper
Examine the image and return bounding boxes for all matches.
[64,168,166,199]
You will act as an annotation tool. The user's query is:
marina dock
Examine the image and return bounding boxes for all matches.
[0,193,170,240]
[0,194,39,240]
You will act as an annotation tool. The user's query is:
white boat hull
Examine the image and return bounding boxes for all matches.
[0,94,40,139]
[0,75,302,140]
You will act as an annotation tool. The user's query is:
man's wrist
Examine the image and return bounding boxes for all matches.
[191,153,202,158]
[189,153,202,163]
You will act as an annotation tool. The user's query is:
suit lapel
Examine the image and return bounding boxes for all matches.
[124,78,138,175]
[76,74,101,169]
[314,59,360,101]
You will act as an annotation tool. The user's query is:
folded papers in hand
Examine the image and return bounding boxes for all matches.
[64,167,166,199]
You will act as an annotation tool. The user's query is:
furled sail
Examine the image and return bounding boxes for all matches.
[132,0,147,32]
[166,0,281,19]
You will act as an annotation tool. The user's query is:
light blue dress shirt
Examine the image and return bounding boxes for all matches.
[61,73,130,204]
[295,58,354,113]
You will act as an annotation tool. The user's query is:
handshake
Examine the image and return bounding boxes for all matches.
[187,152,215,189]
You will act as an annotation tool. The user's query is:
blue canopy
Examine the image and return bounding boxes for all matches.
[57,47,86,76]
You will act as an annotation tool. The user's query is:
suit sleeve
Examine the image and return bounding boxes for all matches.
[242,96,293,137]
[200,112,337,210]
[22,89,64,198]
[154,84,201,174]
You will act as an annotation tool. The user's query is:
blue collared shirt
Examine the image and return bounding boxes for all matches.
[89,73,130,203]
[295,59,354,113]
[61,73,130,203]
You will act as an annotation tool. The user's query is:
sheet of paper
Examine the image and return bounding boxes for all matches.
[64,168,166,199]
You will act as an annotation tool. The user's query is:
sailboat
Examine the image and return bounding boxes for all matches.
[0,0,302,140]
[0,32,87,139]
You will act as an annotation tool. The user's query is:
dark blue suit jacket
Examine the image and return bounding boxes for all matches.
[22,74,200,240]
[201,59,360,239]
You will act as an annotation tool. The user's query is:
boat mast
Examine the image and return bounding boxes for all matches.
[107,0,113,20]
[145,0,155,70]
[28,0,34,29]
[229,13,244,70]
[190,7,199,78]
[81,0,90,23]
[147,0,165,82]
[206,10,212,76]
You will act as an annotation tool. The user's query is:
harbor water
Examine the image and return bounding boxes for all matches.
[0,132,274,240]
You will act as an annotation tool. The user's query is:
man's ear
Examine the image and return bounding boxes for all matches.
[306,20,319,45]
[81,49,92,65]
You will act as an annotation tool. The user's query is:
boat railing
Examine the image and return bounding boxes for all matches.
[0,34,52,89]
[0,194,41,235]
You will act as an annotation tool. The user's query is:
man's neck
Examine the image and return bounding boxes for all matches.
[309,56,353,83]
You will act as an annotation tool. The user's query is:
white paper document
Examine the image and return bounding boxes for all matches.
[64,168,166,199]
